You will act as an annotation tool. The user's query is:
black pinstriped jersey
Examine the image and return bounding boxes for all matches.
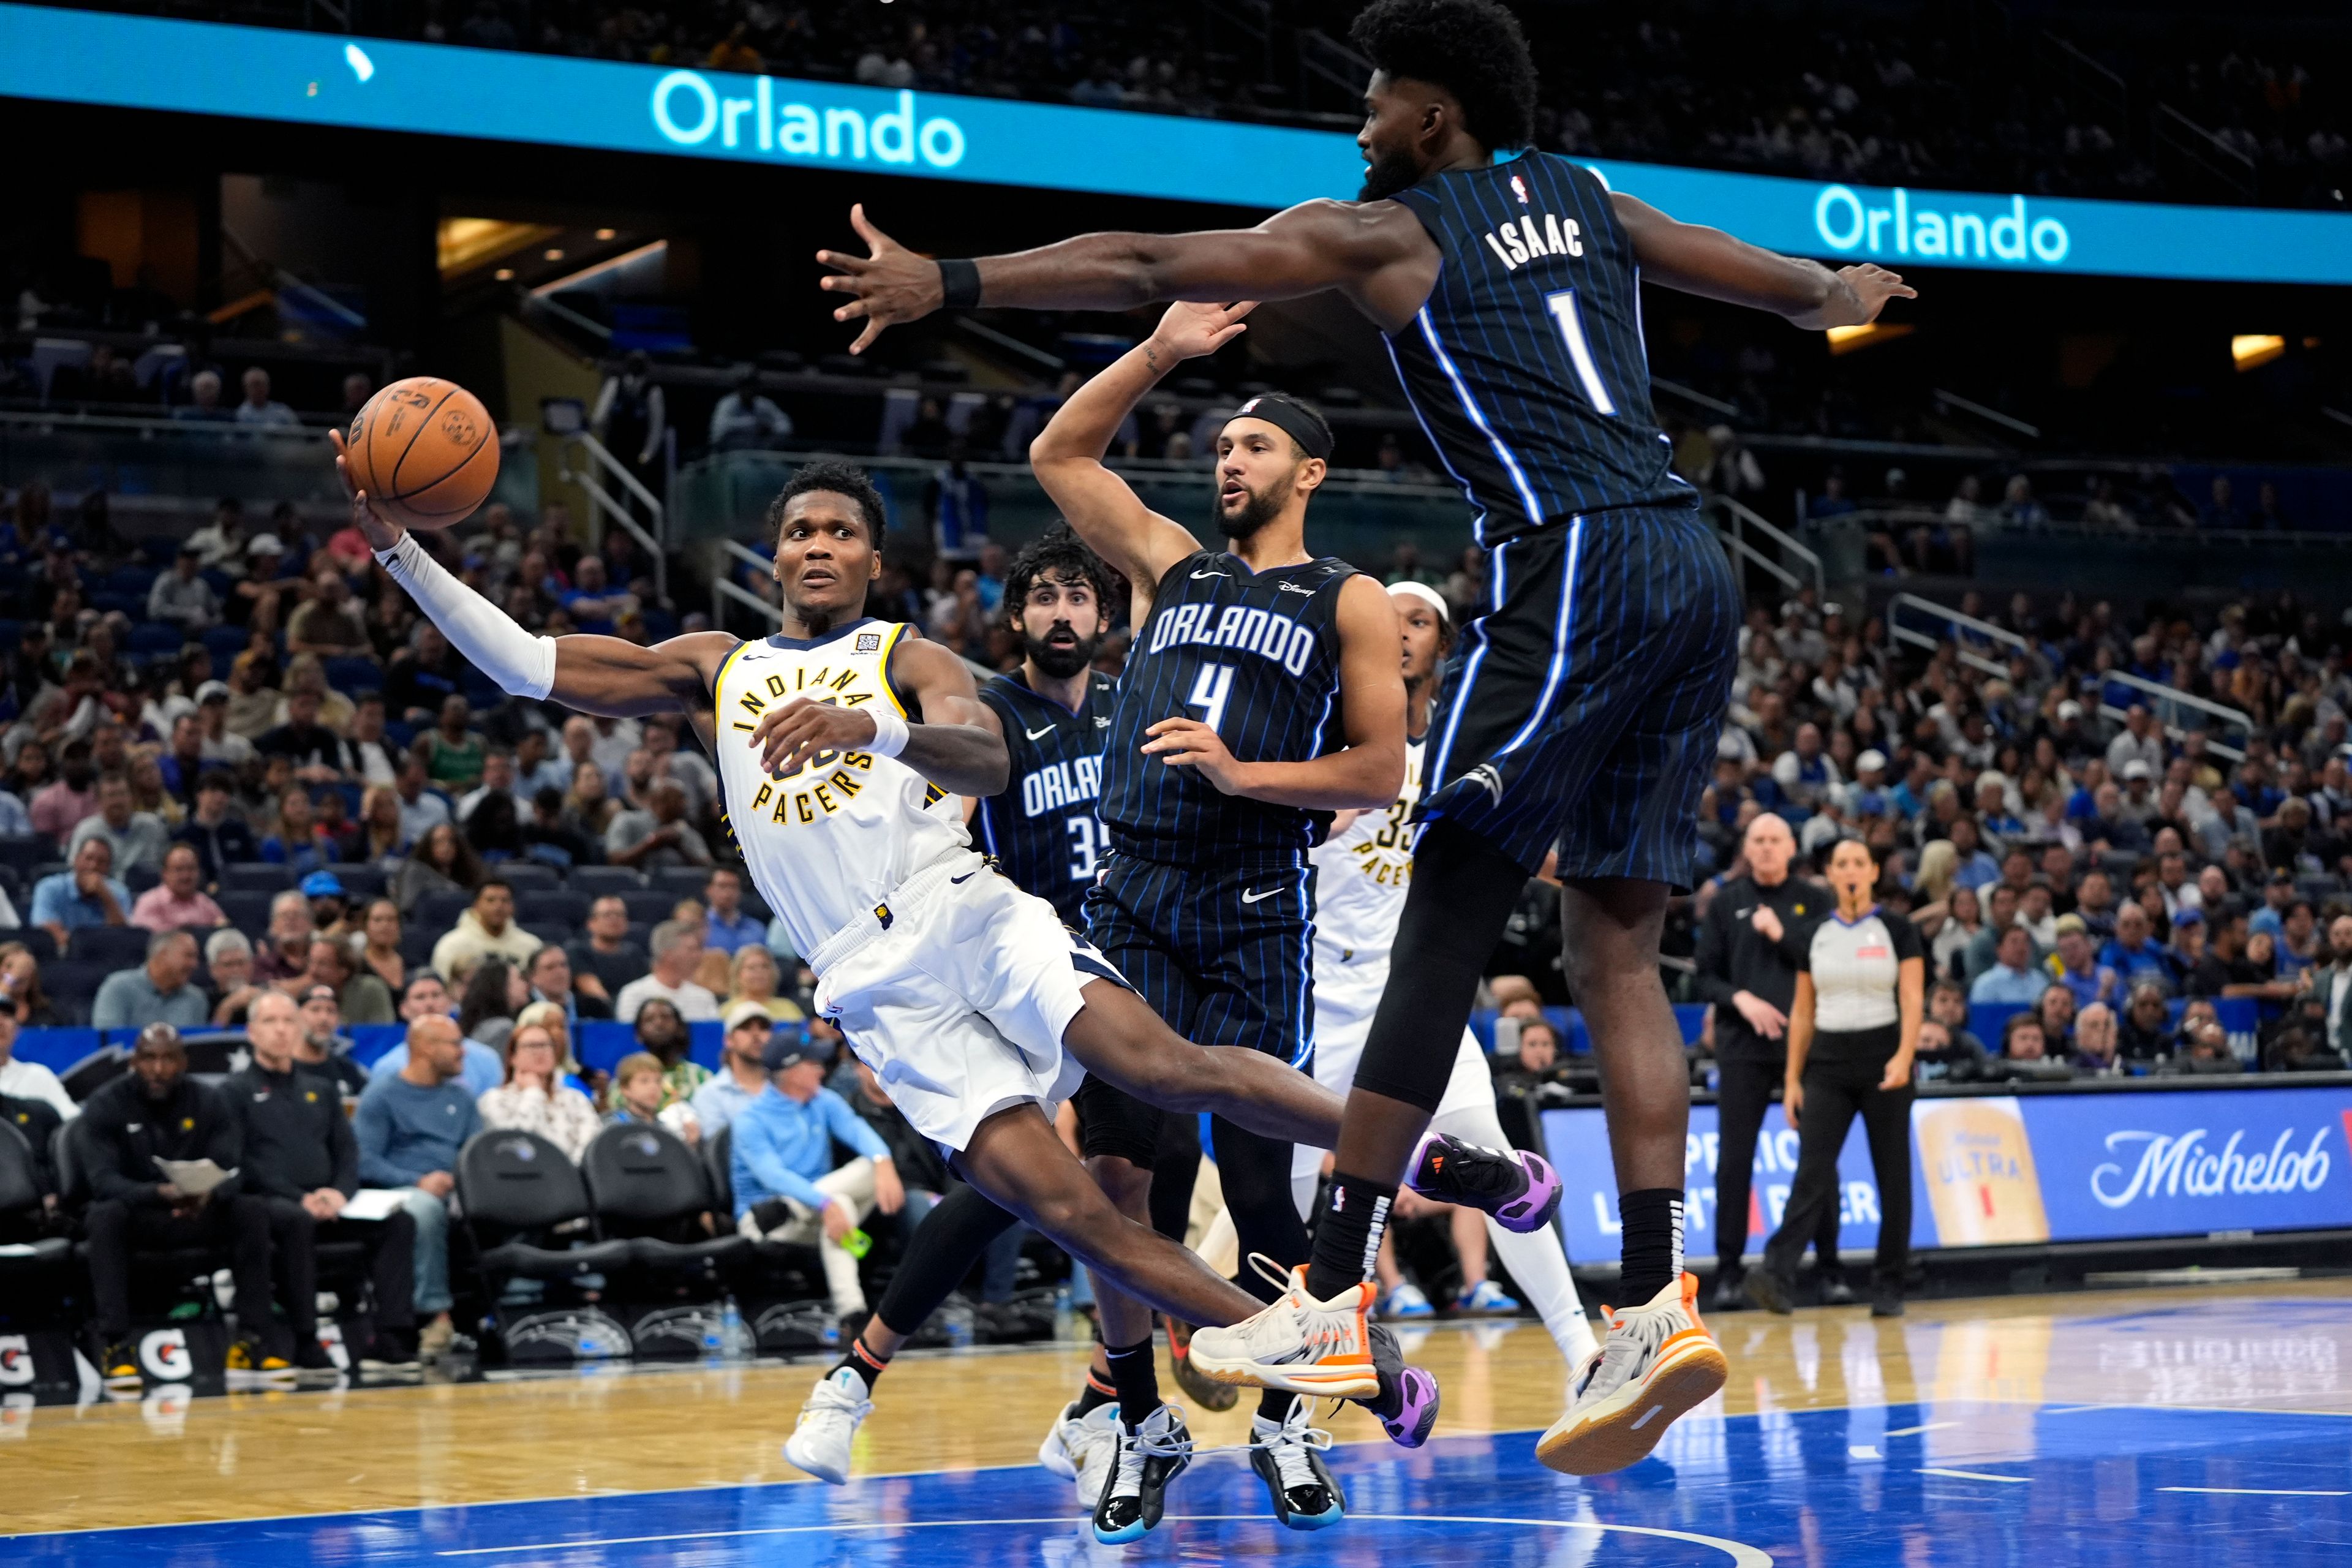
[1384,150,1697,545]
[973,669,1116,928]
[1100,550,1355,864]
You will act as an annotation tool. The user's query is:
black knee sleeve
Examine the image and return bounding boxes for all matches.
[1146,1112,1200,1242]
[1352,821,1528,1113]
[874,1183,1019,1338]
[1210,1120,1310,1304]
[1073,1074,1164,1170]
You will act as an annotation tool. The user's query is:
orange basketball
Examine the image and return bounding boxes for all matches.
[344,375,499,531]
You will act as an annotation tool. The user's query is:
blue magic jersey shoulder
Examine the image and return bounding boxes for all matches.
[973,668,1115,927]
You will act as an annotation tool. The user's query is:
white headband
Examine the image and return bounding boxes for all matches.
[1388,580,1450,625]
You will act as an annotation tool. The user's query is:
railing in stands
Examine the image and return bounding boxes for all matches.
[1887,590,2253,760]
[556,428,666,605]
[1707,492,1824,599]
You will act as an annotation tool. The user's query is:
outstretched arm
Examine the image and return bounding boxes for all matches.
[746,633,1008,797]
[1140,573,1406,811]
[817,200,1430,352]
[1610,192,1917,329]
[333,433,732,717]
[1030,301,1249,615]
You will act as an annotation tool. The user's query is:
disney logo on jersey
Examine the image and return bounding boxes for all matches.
[1480,210,1587,273]
[1147,598,1319,676]
[2090,1125,2334,1209]
[729,661,886,826]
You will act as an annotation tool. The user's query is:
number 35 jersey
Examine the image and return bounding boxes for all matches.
[1100,550,1357,864]
[710,619,968,956]
[974,668,1117,928]
[1308,732,1425,1019]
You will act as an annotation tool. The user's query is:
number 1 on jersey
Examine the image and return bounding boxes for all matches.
[1544,288,1618,417]
[1186,663,1235,734]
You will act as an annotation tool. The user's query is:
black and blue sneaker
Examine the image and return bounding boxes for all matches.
[1091,1401,1192,1545]
[1250,1395,1346,1531]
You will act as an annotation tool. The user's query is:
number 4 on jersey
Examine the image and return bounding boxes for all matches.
[1186,663,1235,734]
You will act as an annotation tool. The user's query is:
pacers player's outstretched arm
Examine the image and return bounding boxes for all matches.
[1139,573,1407,811]
[1609,193,1918,330]
[817,200,1438,350]
[333,435,736,718]
[1028,303,1246,620]
[747,633,1008,798]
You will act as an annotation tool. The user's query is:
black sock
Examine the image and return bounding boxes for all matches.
[1074,1366,1118,1418]
[831,1336,891,1393]
[1256,1387,1295,1424]
[1619,1188,1687,1304]
[1304,1172,1396,1302]
[1105,1338,1161,1431]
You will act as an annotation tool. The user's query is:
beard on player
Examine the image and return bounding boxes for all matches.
[1022,620,1101,679]
[1359,145,1425,202]
[1213,469,1291,543]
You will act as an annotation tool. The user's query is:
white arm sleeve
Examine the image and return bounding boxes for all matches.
[375,532,559,701]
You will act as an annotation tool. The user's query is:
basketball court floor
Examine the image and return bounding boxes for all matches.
[9,1278,2350,1566]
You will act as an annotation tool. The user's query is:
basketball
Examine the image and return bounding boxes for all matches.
[344,375,499,530]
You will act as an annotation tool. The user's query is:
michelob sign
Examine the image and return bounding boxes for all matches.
[1539,1083,2352,1262]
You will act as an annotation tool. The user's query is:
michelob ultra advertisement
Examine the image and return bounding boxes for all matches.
[1539,1084,2352,1262]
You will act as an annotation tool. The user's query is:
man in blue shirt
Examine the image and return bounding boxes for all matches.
[732,1032,903,1322]
[354,1016,481,1362]
[2097,902,2179,995]
[1969,925,2052,1007]
[30,835,131,951]
[702,868,767,956]
[690,1003,778,1137]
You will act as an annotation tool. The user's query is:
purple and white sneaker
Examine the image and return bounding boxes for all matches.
[1363,1323,1440,1449]
[1407,1133,1562,1234]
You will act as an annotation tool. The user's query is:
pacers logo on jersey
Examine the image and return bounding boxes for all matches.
[729,662,884,826]
[1347,794,1417,888]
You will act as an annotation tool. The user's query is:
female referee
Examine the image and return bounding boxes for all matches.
[1743,837,1923,1318]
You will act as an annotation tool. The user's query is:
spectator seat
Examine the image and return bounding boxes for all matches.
[651,867,714,899]
[456,1129,634,1285]
[200,625,247,661]
[40,962,110,1026]
[129,622,184,657]
[124,864,162,895]
[0,1121,70,1271]
[223,864,296,894]
[581,1124,746,1272]
[217,891,277,936]
[498,864,559,893]
[570,868,646,896]
[67,927,151,968]
[13,929,58,963]
[416,889,473,933]
[619,890,674,925]
[0,836,49,880]
[518,891,589,930]
[323,656,384,692]
[398,927,439,971]
[325,863,387,900]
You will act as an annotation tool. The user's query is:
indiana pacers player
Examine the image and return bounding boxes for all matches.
[334,445,1526,1536]
[1294,580,1598,1376]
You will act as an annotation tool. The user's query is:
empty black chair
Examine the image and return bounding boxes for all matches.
[416,889,474,932]
[13,928,58,963]
[571,867,645,897]
[40,962,109,1026]
[398,927,439,971]
[223,863,296,893]
[69,925,153,969]
[703,1123,736,1218]
[619,890,673,925]
[651,866,714,899]
[519,891,589,930]
[499,864,559,893]
[217,891,276,935]
[124,864,162,896]
[0,1121,70,1270]
[582,1123,746,1272]
[456,1130,633,1286]
[0,835,48,880]
[325,863,388,900]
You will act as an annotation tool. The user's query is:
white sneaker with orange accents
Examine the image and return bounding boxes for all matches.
[1536,1272,1726,1476]
[1185,1256,1382,1400]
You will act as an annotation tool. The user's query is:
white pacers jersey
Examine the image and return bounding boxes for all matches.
[1308,734,1425,1009]
[709,619,968,956]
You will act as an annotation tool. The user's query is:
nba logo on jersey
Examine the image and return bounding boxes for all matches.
[855,632,882,653]
[1510,173,1530,205]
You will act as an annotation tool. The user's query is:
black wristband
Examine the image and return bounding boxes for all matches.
[937,258,982,310]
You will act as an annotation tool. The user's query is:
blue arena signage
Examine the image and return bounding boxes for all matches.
[6,3,2352,285]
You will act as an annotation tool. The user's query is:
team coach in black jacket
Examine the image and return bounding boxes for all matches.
[1692,813,1841,1310]
[81,1023,276,1386]
[224,991,420,1376]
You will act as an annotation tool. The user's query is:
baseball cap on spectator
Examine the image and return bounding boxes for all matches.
[303,984,339,1007]
[2122,761,2153,782]
[197,680,230,704]
[1717,734,1746,760]
[247,533,284,557]
[762,1025,829,1072]
[2171,907,2204,928]
[725,1000,776,1034]
[300,870,345,899]
[1856,749,1887,775]
[2053,914,2087,938]
[2057,699,2084,720]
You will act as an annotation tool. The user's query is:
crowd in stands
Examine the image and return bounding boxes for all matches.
[54,0,2347,211]
[1684,578,2352,1077]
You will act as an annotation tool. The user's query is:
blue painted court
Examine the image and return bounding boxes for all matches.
[19,1395,2350,1566]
